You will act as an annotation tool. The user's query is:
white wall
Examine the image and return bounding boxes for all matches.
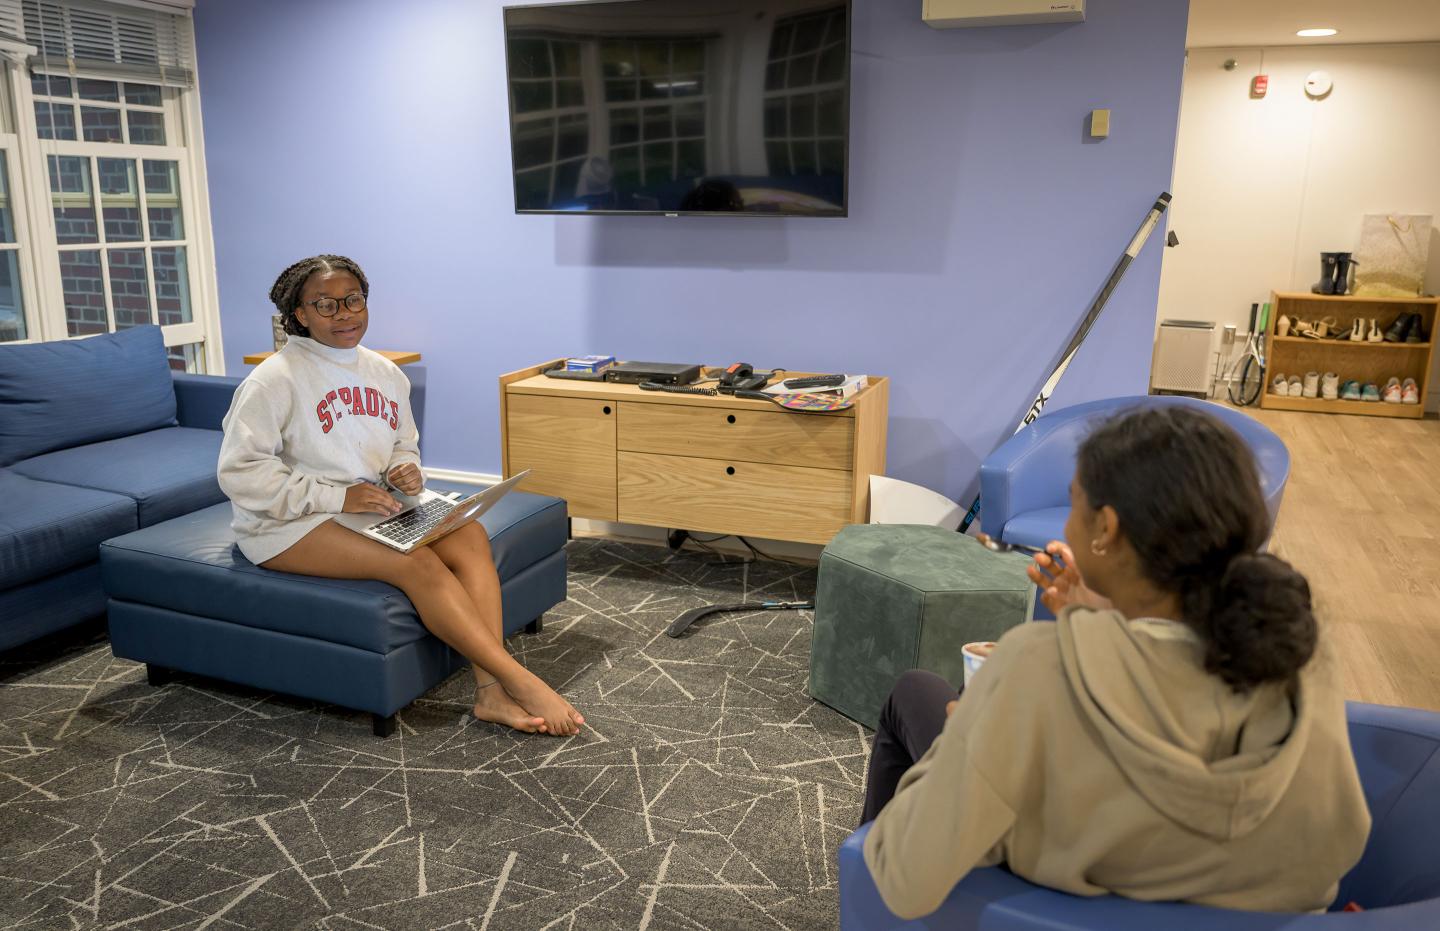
[1157,43,1440,405]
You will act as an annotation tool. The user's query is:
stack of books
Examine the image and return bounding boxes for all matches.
[763,374,867,399]
[566,355,615,374]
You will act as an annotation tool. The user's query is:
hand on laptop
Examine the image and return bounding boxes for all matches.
[386,463,424,496]
[344,482,402,515]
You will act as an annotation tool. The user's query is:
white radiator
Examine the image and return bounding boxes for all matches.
[1150,320,1214,395]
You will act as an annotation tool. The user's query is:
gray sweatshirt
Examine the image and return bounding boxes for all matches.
[217,336,421,565]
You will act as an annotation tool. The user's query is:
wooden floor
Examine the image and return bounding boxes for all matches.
[1248,407,1440,711]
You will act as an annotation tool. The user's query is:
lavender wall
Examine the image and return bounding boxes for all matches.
[195,0,1187,499]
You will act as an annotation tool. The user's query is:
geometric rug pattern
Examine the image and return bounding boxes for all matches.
[0,540,871,929]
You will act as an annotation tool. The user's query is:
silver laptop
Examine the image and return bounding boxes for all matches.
[333,470,531,553]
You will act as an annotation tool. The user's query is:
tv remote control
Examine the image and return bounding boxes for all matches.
[782,373,846,390]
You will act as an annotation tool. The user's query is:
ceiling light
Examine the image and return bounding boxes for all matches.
[1296,28,1338,37]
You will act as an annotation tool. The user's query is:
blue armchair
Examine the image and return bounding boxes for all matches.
[838,701,1440,929]
[977,395,1290,550]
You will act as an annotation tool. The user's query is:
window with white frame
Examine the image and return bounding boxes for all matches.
[0,0,218,374]
[0,67,31,343]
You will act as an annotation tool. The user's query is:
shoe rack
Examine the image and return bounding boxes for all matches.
[1261,291,1439,419]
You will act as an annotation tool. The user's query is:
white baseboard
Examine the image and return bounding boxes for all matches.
[423,467,823,563]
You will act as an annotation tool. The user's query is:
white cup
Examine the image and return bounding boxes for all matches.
[961,641,997,687]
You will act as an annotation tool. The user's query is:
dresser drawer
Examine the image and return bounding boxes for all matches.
[507,394,617,520]
[617,402,853,469]
[618,451,853,545]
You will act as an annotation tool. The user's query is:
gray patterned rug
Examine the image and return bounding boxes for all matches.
[0,541,870,930]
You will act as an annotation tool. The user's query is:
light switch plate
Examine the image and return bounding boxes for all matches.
[1089,109,1110,138]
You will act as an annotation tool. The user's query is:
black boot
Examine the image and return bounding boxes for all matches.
[1312,252,1339,295]
[1384,313,1416,343]
[1333,253,1356,296]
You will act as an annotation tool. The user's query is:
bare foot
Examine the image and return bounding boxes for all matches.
[506,673,584,737]
[472,684,546,734]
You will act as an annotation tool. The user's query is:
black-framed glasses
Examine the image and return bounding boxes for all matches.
[302,292,366,317]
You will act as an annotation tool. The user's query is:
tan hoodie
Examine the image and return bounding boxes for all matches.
[863,608,1370,919]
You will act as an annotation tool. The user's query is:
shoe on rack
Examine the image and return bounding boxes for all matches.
[1361,382,1381,402]
[1384,314,1415,343]
[1402,377,1420,405]
[1301,371,1321,398]
[1277,315,1292,337]
[1406,314,1426,343]
[1367,318,1383,342]
[1287,375,1304,397]
[1317,316,1339,338]
[1340,380,1362,401]
[1271,373,1288,396]
[1312,252,1340,295]
[1321,372,1340,400]
[1382,377,1403,404]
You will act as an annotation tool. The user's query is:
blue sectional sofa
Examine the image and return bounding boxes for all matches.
[0,326,240,649]
[3,326,569,735]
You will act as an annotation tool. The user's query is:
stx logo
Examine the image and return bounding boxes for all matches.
[316,385,401,433]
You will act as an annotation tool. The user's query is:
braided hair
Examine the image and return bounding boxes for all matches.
[268,254,369,337]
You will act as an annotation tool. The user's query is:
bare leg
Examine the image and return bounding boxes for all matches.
[262,521,571,735]
[431,523,583,731]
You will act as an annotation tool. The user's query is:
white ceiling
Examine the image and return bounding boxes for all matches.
[1186,0,1440,49]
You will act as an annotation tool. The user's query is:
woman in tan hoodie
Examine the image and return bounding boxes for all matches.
[861,406,1370,918]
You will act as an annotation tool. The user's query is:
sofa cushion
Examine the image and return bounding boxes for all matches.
[101,494,567,654]
[13,427,224,527]
[0,469,136,588]
[0,325,177,467]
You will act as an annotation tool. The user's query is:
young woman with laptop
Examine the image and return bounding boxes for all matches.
[217,254,583,736]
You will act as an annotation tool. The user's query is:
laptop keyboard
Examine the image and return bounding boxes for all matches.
[370,497,455,546]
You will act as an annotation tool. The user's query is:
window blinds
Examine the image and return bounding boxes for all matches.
[21,0,194,87]
[0,1,22,44]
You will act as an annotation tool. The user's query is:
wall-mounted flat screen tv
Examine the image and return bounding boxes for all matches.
[504,0,851,217]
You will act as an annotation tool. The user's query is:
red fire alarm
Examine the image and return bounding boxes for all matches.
[1251,74,1269,98]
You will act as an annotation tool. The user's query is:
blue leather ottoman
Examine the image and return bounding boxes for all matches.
[100,491,568,736]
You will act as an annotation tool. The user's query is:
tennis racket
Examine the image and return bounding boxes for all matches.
[1227,303,1265,406]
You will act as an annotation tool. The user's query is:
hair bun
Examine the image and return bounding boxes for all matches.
[1206,553,1316,690]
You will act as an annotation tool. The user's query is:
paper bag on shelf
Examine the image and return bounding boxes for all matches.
[1353,214,1432,297]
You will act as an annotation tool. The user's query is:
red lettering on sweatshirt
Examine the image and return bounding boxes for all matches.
[313,384,401,433]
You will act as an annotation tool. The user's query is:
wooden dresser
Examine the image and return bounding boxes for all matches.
[499,361,889,545]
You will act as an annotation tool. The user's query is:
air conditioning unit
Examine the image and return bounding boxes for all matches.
[1151,319,1215,397]
[923,0,1084,28]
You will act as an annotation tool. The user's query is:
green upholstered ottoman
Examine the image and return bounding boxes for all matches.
[808,524,1035,728]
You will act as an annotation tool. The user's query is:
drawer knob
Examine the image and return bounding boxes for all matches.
[726,466,736,475]
[602,405,612,415]
[727,414,736,424]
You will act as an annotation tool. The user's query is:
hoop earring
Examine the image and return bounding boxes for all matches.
[1090,540,1107,556]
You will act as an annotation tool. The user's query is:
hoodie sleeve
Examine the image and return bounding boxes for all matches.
[862,635,1040,920]
[385,372,422,475]
[218,377,347,519]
